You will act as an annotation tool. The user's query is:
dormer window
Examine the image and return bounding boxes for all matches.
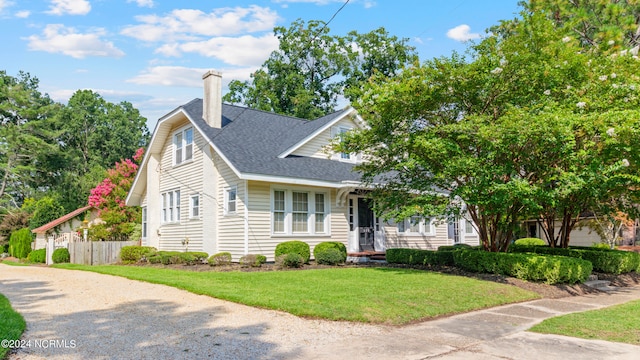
[174,127,193,165]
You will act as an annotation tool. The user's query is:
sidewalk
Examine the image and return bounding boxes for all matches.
[321,285,640,360]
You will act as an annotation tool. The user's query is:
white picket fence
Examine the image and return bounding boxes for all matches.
[46,233,83,265]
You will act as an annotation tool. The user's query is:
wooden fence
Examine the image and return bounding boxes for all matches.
[68,240,138,265]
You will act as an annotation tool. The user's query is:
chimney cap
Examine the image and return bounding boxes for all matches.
[202,70,222,80]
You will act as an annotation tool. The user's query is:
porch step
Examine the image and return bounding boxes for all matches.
[346,251,386,264]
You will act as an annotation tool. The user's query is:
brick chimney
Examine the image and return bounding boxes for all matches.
[202,70,222,128]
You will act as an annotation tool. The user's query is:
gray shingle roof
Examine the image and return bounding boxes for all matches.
[182,99,362,183]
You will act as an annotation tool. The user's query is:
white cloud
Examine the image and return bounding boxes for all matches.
[127,66,255,87]
[26,24,125,59]
[127,0,154,8]
[446,24,481,42]
[0,0,12,12]
[159,33,278,67]
[46,0,91,16]
[121,6,279,42]
[15,10,30,18]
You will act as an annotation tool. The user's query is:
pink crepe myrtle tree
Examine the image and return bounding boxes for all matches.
[87,148,144,240]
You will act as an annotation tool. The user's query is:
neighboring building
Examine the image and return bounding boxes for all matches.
[31,205,101,249]
[125,71,479,261]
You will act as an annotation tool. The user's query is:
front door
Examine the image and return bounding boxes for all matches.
[358,198,375,251]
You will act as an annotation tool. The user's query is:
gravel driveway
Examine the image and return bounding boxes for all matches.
[2,264,640,360]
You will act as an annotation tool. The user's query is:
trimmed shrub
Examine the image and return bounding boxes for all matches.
[453,249,592,284]
[275,241,310,264]
[8,228,33,259]
[239,254,267,267]
[27,248,46,263]
[514,238,546,246]
[144,251,206,265]
[52,248,70,263]
[591,243,614,250]
[315,248,345,265]
[386,248,455,266]
[313,242,347,261]
[208,252,232,266]
[276,253,304,268]
[437,243,474,252]
[510,246,640,274]
[120,246,157,263]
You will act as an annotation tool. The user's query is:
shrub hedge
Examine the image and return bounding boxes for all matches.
[276,253,304,268]
[120,246,157,263]
[27,248,46,263]
[275,241,310,263]
[313,242,347,261]
[52,248,70,263]
[386,248,455,266]
[437,243,474,252]
[452,250,592,284]
[239,254,267,267]
[208,252,232,266]
[146,251,208,265]
[510,246,640,274]
[315,248,345,265]
[514,238,546,246]
[8,228,32,259]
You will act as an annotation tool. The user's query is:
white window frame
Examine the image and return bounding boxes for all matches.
[141,207,147,239]
[397,216,435,236]
[225,186,237,215]
[189,194,200,219]
[331,126,358,163]
[464,218,476,234]
[173,126,194,166]
[161,190,181,223]
[271,187,330,236]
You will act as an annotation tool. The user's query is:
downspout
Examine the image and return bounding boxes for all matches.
[244,179,249,255]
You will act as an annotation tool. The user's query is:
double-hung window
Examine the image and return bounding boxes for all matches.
[272,189,328,235]
[161,190,180,223]
[397,216,434,235]
[190,194,200,219]
[174,127,193,165]
[141,207,148,239]
[225,186,237,215]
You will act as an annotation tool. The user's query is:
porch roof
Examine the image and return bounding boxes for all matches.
[31,205,94,234]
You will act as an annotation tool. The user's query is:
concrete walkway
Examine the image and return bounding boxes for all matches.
[1,264,639,359]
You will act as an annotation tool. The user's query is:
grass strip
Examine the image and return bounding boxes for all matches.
[0,293,26,359]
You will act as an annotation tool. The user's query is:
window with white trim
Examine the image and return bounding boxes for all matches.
[190,194,200,219]
[338,127,351,160]
[225,186,237,215]
[397,216,435,235]
[161,190,180,223]
[465,219,475,234]
[141,207,147,239]
[271,189,329,235]
[174,127,193,165]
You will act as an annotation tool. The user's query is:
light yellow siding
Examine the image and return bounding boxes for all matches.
[292,116,360,159]
[214,155,245,261]
[245,181,349,261]
[157,120,206,252]
[382,220,480,250]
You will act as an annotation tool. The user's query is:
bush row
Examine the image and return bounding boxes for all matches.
[510,245,640,274]
[386,248,455,266]
[453,250,592,284]
[27,248,46,263]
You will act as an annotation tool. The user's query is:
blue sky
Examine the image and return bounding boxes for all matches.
[0,0,522,129]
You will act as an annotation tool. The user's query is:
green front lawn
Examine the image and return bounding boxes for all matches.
[0,260,29,267]
[0,293,26,359]
[529,299,640,345]
[54,264,538,325]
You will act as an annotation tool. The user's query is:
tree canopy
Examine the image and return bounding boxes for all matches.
[223,19,418,119]
[337,9,640,251]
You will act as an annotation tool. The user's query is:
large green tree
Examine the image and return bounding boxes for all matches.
[223,19,418,119]
[337,11,640,251]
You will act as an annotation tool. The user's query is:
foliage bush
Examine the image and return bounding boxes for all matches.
[27,248,46,263]
[275,241,310,263]
[437,243,474,252]
[275,253,304,268]
[315,248,345,265]
[120,246,157,263]
[514,238,546,246]
[52,248,70,263]
[145,251,207,265]
[452,250,592,284]
[386,248,455,266]
[208,252,232,266]
[1,244,8,254]
[509,246,640,274]
[591,242,614,250]
[239,254,267,267]
[313,242,347,261]
[8,228,33,259]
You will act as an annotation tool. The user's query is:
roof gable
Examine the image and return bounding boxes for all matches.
[31,205,95,234]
